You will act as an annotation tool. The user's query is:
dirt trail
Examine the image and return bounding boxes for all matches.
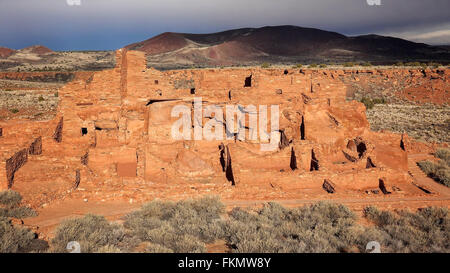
[24,199,141,240]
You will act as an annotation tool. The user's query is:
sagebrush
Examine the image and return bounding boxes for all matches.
[51,214,138,253]
[123,196,225,253]
[418,148,450,187]
[3,195,449,253]
[0,190,45,252]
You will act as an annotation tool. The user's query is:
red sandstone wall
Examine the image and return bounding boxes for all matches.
[1,49,445,204]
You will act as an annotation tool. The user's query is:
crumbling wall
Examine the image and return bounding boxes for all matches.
[6,148,28,188]
[28,137,42,155]
[53,117,63,143]
[119,48,128,97]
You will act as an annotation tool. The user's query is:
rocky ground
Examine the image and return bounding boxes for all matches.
[0,79,61,120]
[0,50,115,72]
[341,67,449,143]
[366,104,450,143]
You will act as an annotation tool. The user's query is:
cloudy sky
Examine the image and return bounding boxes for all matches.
[0,0,449,50]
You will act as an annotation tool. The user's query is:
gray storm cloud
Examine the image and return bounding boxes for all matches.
[0,0,449,50]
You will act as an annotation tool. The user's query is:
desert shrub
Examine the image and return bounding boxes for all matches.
[261,63,271,68]
[96,245,122,253]
[418,160,437,175]
[145,242,174,253]
[343,62,354,67]
[434,166,450,187]
[51,214,128,253]
[319,64,327,68]
[417,149,450,187]
[430,62,442,68]
[224,202,366,253]
[406,62,421,67]
[224,202,450,253]
[360,97,375,109]
[38,96,45,102]
[123,196,225,253]
[295,64,303,68]
[0,191,46,253]
[0,207,37,218]
[0,190,37,218]
[0,217,40,253]
[395,62,404,67]
[435,148,450,163]
[372,97,386,104]
[308,63,317,68]
[9,109,19,114]
[361,62,372,67]
[0,190,22,208]
[363,206,449,252]
[360,97,385,110]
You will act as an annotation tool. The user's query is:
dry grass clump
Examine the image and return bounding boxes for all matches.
[418,148,450,187]
[123,196,225,253]
[363,206,449,252]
